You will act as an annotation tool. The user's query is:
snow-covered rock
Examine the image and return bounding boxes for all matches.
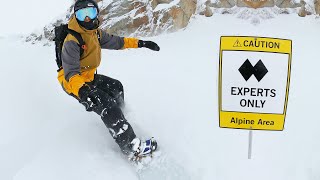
[25,0,317,45]
[315,0,320,14]
[25,0,196,45]
[100,0,196,36]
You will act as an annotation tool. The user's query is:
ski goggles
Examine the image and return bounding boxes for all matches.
[75,7,98,21]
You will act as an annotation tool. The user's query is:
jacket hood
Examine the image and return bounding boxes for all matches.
[68,16,97,34]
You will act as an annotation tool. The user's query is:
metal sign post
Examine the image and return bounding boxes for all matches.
[248,127,253,159]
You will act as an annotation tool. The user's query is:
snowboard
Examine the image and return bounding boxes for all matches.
[127,141,192,180]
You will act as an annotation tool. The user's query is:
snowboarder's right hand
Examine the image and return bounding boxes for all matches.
[78,84,100,111]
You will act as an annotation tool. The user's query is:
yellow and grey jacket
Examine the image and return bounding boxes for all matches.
[57,16,139,97]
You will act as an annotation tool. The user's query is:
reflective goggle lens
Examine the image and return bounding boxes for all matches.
[75,7,98,21]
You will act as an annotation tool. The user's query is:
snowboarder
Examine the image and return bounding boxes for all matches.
[57,0,159,158]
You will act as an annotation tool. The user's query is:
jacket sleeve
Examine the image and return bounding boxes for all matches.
[99,30,139,49]
[61,40,85,97]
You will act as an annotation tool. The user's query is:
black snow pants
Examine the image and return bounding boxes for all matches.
[77,74,137,154]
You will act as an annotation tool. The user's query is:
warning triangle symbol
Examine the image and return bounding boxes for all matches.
[233,39,242,47]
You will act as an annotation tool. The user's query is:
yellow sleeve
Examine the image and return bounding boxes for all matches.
[123,37,139,49]
[69,74,86,97]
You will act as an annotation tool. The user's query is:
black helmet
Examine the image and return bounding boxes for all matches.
[74,0,99,13]
[74,0,100,30]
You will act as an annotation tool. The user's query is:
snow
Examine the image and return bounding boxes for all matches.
[1,11,320,180]
[153,0,180,12]
[0,0,73,36]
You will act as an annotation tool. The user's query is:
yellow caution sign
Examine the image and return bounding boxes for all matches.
[219,36,292,131]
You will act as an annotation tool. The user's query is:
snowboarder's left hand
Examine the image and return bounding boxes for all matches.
[138,40,160,51]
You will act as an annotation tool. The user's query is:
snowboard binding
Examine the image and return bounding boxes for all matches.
[129,137,158,161]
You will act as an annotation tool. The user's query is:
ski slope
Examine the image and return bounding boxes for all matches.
[1,13,320,180]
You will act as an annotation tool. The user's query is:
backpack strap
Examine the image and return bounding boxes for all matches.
[58,28,100,72]
[97,29,101,43]
[54,24,87,72]
[66,29,86,57]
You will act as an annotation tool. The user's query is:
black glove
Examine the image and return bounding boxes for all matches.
[138,40,160,51]
[78,85,100,111]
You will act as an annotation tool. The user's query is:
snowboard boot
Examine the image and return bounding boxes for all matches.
[130,137,158,158]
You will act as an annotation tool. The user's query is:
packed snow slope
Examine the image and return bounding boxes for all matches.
[1,14,320,180]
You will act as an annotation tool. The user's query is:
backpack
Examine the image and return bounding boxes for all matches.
[54,24,86,72]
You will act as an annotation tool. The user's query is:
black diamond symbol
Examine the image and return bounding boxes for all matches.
[253,60,268,81]
[239,59,268,82]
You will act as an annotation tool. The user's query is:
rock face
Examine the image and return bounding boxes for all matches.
[298,0,312,17]
[100,0,197,37]
[207,0,301,9]
[26,0,315,44]
[298,0,307,16]
[205,0,235,8]
[204,5,214,17]
[315,0,320,14]
[26,0,197,44]
[236,0,275,9]
[275,0,301,8]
